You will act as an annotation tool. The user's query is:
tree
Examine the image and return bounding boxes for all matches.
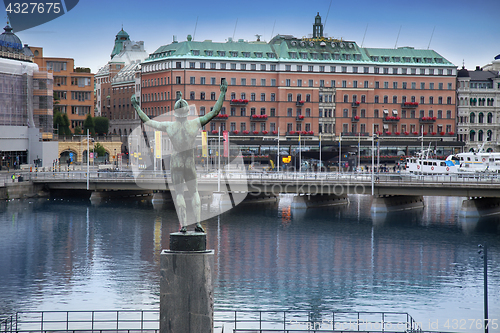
[94,117,109,136]
[92,142,106,158]
[83,114,95,136]
[61,113,72,136]
[74,126,82,135]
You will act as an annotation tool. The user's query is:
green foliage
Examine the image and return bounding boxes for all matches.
[83,114,95,136]
[92,142,106,157]
[53,111,71,136]
[94,117,109,136]
[74,126,82,135]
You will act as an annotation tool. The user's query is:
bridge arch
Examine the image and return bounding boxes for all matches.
[60,149,77,163]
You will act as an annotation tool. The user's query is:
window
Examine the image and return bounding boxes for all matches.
[297,79,302,87]
[287,108,292,117]
[285,65,291,71]
[271,79,276,86]
[374,67,380,74]
[241,78,246,85]
[250,93,256,101]
[211,63,216,69]
[429,96,434,104]
[297,65,302,72]
[364,67,369,73]
[270,108,276,117]
[200,62,206,69]
[200,77,206,85]
[364,81,369,88]
[429,83,434,90]
[411,82,416,89]
[286,79,291,87]
[230,78,236,85]
[341,66,347,73]
[288,94,293,102]
[420,96,425,104]
[448,83,453,90]
[220,63,226,70]
[240,64,246,70]
[437,110,442,119]
[231,63,236,70]
[320,80,325,87]
[261,79,266,86]
[200,92,205,100]
[260,93,266,101]
[343,95,349,103]
[375,81,380,89]
[260,64,266,71]
[176,76,181,84]
[190,76,196,84]
[446,110,451,119]
[211,77,216,85]
[393,82,398,89]
[230,108,236,116]
[383,96,388,103]
[353,80,358,88]
[393,96,397,104]
[353,67,358,73]
[270,64,276,71]
[384,81,389,89]
[309,80,313,87]
[438,97,443,104]
[308,65,314,72]
[251,64,256,70]
[241,108,246,116]
[189,62,195,68]
[271,93,276,101]
[374,96,379,103]
[343,109,348,117]
[319,66,325,72]
[251,78,256,86]
[330,66,336,72]
[190,91,195,100]
[211,92,216,100]
[342,80,347,88]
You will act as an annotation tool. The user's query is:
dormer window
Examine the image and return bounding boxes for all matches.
[192,50,200,56]
[289,52,297,59]
[242,52,250,57]
[218,51,226,56]
[393,57,400,62]
[205,50,213,56]
[372,56,379,61]
[267,53,275,58]
[255,52,262,58]
[403,57,411,62]
[300,52,308,59]
[230,51,238,57]
[311,53,318,59]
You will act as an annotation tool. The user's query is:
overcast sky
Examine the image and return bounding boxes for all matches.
[12,0,500,73]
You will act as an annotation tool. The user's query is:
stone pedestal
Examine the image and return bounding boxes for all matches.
[160,232,214,333]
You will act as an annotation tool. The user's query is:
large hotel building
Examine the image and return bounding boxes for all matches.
[138,14,459,163]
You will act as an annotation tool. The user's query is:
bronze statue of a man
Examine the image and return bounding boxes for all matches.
[131,79,227,233]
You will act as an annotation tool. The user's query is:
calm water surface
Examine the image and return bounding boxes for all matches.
[0,195,499,332]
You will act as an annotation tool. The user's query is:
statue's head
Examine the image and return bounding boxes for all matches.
[174,93,189,118]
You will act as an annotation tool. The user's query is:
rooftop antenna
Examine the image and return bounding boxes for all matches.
[270,20,276,40]
[323,0,333,31]
[427,26,435,49]
[394,25,401,48]
[193,16,198,40]
[232,18,238,40]
[361,23,368,47]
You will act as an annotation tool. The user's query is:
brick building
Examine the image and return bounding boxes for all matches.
[141,14,456,143]
[95,28,147,139]
[31,47,94,132]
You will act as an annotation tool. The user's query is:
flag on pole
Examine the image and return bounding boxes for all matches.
[223,130,229,157]
[201,130,208,157]
[155,131,162,159]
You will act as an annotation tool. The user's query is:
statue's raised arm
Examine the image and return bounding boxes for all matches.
[199,79,227,126]
[131,95,166,131]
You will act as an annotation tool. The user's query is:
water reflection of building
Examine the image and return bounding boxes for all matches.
[0,24,57,168]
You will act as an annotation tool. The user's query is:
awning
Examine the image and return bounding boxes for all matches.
[383,109,389,114]
[383,124,389,130]
[392,110,398,115]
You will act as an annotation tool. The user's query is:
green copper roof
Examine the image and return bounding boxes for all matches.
[144,35,454,67]
[110,28,131,59]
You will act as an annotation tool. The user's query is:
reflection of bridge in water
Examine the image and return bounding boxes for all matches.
[25,170,500,217]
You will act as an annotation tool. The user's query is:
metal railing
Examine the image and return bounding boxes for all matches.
[2,310,422,333]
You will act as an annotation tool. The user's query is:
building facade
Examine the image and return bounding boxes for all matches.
[0,24,57,168]
[139,14,457,149]
[95,28,148,141]
[456,63,500,152]
[31,47,94,132]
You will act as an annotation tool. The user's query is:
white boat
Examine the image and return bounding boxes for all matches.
[455,142,500,173]
[405,149,460,175]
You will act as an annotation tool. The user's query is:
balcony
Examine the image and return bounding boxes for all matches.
[401,102,418,108]
[230,99,249,106]
[351,101,361,107]
[351,116,360,122]
[296,115,305,121]
[214,114,228,121]
[296,100,305,106]
[419,116,436,123]
[250,114,268,121]
[287,130,315,136]
[382,116,400,123]
[341,132,369,137]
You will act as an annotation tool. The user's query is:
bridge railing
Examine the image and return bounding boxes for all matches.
[26,170,500,185]
[1,310,422,333]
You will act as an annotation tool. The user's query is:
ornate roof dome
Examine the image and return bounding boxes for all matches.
[457,66,470,78]
[111,28,131,59]
[0,24,23,53]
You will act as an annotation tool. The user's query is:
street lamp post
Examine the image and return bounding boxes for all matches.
[371,124,375,196]
[478,244,489,333]
[86,129,89,190]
